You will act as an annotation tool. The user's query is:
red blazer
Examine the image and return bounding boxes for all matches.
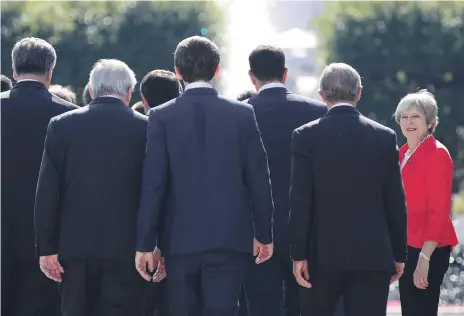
[399,136,459,249]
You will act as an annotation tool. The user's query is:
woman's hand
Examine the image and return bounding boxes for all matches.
[413,257,430,289]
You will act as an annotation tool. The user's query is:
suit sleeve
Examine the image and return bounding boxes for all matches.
[34,118,64,256]
[423,149,454,243]
[288,129,313,261]
[244,108,274,245]
[136,110,168,252]
[383,132,407,262]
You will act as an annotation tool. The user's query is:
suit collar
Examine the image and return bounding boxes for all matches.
[13,80,47,90]
[184,82,213,90]
[325,105,360,116]
[258,82,286,92]
[89,96,127,107]
[181,87,218,96]
[255,86,291,96]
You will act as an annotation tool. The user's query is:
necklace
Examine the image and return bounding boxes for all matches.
[400,134,431,170]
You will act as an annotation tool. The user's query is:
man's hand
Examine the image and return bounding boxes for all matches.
[152,247,166,283]
[135,251,159,281]
[390,261,405,284]
[253,238,273,264]
[293,259,311,288]
[39,254,64,282]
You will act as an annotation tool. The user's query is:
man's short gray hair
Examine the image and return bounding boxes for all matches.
[319,63,362,103]
[89,59,137,99]
[394,89,439,133]
[12,37,56,75]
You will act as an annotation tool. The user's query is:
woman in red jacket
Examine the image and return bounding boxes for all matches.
[395,90,459,316]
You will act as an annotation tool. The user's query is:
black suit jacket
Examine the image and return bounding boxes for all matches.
[247,87,327,252]
[34,97,148,262]
[136,87,274,257]
[289,105,407,273]
[1,81,78,261]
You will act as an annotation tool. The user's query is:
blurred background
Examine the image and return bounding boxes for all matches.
[1,1,463,313]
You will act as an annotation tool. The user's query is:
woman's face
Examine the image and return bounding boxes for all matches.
[399,106,429,142]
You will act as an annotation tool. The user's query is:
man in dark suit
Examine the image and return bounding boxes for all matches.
[243,44,327,316]
[139,69,182,316]
[34,59,149,316]
[135,36,274,316]
[235,89,257,316]
[1,37,78,316]
[289,63,407,316]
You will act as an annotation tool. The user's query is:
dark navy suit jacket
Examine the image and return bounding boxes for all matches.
[136,87,274,257]
[1,81,77,262]
[247,87,327,252]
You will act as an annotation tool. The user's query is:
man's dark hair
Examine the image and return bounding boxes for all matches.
[49,85,76,104]
[1,75,13,92]
[237,90,256,101]
[140,70,181,108]
[12,37,57,75]
[249,45,286,82]
[82,82,92,105]
[174,36,220,83]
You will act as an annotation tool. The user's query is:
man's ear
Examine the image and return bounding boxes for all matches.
[318,90,326,103]
[248,70,257,87]
[174,67,183,80]
[282,67,288,84]
[356,86,363,102]
[141,93,150,113]
[213,65,220,79]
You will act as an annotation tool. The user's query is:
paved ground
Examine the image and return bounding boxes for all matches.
[387,301,464,315]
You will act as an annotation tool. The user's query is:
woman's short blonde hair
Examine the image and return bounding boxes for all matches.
[394,89,439,134]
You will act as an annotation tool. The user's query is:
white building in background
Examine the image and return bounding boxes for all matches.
[272,28,320,98]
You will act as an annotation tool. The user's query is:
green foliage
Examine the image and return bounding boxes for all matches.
[1,1,224,104]
[315,1,464,192]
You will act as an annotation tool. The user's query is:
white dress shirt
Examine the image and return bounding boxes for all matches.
[184,82,213,91]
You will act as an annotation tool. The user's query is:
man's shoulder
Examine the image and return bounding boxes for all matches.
[132,109,149,123]
[360,115,396,138]
[50,93,79,111]
[50,106,88,126]
[168,93,253,113]
[288,92,326,108]
[220,94,253,109]
[295,117,323,134]
[251,91,327,112]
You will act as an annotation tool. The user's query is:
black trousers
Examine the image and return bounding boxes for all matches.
[165,250,249,316]
[399,246,450,316]
[2,258,60,316]
[143,279,170,316]
[60,257,145,316]
[238,285,248,316]
[243,251,300,316]
[301,270,391,316]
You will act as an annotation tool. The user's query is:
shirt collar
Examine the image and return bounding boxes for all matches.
[329,102,354,110]
[100,95,122,100]
[258,82,286,93]
[16,79,42,84]
[184,82,213,91]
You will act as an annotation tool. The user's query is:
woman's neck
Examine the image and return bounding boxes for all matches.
[407,134,429,152]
